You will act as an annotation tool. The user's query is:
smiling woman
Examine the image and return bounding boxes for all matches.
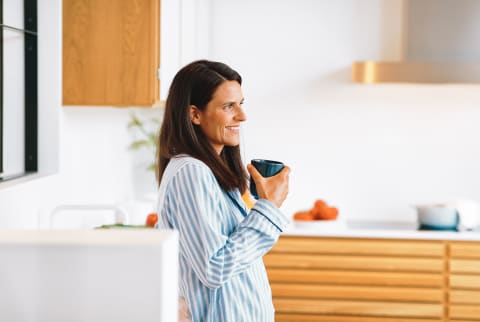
[0,0,38,181]
[155,60,291,322]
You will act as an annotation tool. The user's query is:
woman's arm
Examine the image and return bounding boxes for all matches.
[164,161,289,289]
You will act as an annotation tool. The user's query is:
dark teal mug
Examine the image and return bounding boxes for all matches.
[250,159,284,199]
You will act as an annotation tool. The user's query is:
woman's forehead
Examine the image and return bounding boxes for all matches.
[211,81,243,102]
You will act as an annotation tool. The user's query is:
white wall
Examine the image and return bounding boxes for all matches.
[59,106,159,204]
[208,0,480,221]
[2,0,480,228]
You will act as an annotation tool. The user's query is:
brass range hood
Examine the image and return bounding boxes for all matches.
[352,61,480,84]
[352,0,480,84]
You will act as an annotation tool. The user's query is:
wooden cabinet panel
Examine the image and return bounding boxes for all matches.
[275,314,442,322]
[63,0,160,106]
[450,259,480,274]
[450,289,480,304]
[266,236,446,321]
[450,274,480,289]
[450,304,480,320]
[264,253,443,272]
[272,237,444,257]
[449,242,480,321]
[268,268,443,287]
[271,283,442,302]
[273,298,443,319]
[266,237,480,321]
[450,242,480,258]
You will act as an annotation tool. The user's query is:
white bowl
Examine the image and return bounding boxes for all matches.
[416,205,458,230]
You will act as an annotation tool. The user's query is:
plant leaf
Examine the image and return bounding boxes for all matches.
[148,133,158,144]
[127,113,143,128]
[129,140,150,150]
[151,117,162,125]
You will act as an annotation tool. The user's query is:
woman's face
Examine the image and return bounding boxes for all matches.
[191,80,246,154]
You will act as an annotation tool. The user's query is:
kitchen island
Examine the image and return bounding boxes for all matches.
[0,229,179,322]
[265,221,480,322]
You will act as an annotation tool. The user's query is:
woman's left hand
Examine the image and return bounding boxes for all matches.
[247,164,290,208]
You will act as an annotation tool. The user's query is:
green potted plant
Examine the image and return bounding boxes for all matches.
[125,111,163,226]
[128,112,162,172]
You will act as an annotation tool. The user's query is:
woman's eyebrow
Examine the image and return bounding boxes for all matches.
[221,98,244,105]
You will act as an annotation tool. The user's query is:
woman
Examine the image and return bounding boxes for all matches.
[156,60,290,322]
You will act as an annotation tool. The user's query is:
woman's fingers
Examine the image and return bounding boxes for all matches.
[280,166,291,178]
[247,164,291,208]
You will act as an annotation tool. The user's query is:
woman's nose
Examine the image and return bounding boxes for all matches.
[235,106,247,122]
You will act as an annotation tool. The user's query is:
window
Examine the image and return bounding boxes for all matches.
[0,0,37,181]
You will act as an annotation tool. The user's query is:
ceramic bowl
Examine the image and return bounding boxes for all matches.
[416,205,459,231]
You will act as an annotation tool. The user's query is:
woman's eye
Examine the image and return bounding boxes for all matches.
[223,101,244,110]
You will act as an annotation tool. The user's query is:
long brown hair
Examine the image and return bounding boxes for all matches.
[156,60,248,193]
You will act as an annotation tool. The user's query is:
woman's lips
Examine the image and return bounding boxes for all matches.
[226,125,240,133]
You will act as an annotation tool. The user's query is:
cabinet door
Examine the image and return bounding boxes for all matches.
[63,0,160,106]
[449,242,480,322]
[265,236,445,322]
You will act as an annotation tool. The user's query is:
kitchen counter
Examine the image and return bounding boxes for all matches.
[283,219,480,241]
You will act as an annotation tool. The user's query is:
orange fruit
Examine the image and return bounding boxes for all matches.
[145,213,158,227]
[293,211,314,221]
[318,207,339,220]
[314,199,327,209]
[311,203,328,220]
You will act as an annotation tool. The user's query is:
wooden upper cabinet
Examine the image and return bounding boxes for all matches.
[63,0,160,106]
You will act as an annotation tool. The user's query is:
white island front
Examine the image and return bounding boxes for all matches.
[0,229,178,322]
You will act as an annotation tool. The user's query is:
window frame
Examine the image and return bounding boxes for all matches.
[0,0,37,181]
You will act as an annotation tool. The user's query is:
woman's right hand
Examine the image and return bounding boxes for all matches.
[247,164,290,208]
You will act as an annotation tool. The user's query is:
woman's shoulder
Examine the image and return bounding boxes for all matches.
[160,155,218,194]
[165,154,212,178]
[170,154,208,169]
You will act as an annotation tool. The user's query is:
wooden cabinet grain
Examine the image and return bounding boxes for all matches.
[63,0,160,106]
[265,236,460,322]
[449,242,480,321]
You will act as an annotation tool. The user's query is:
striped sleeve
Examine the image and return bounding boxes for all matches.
[165,161,289,290]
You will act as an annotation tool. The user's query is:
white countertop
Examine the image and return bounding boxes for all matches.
[0,229,177,245]
[282,219,480,241]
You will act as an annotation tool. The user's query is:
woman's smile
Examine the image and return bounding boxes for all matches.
[225,125,240,134]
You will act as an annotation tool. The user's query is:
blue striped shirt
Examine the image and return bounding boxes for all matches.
[156,155,289,322]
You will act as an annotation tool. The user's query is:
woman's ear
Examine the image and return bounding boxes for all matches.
[189,105,201,125]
